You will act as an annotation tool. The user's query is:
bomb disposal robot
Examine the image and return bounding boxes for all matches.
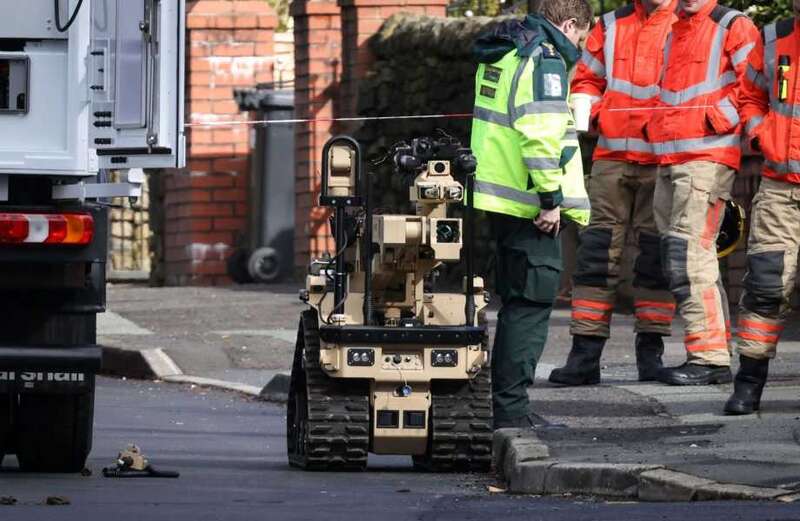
[287,135,493,472]
[0,0,185,471]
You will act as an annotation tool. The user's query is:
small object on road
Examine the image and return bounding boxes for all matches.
[487,485,507,494]
[396,488,411,493]
[45,496,71,506]
[102,444,180,478]
[0,496,17,505]
[80,467,92,477]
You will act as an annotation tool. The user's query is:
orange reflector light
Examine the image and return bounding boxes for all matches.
[0,212,94,245]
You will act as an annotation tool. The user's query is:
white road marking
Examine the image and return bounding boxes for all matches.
[211,329,297,343]
[141,348,183,378]
[97,311,153,335]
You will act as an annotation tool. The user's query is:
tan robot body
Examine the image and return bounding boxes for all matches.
[287,135,492,471]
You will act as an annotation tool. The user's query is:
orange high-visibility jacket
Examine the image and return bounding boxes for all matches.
[646,1,759,169]
[740,18,800,185]
[571,0,677,164]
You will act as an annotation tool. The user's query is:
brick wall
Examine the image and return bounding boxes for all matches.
[159,0,277,285]
[291,0,342,269]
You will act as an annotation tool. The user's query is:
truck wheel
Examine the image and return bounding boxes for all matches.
[287,309,370,471]
[15,388,95,473]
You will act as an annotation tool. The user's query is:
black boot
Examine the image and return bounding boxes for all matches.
[636,333,665,382]
[724,356,769,415]
[657,363,732,385]
[549,335,605,386]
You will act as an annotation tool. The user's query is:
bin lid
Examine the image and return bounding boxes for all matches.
[235,88,295,112]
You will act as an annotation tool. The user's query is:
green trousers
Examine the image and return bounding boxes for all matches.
[490,213,563,423]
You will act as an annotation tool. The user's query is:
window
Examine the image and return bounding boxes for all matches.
[0,57,29,113]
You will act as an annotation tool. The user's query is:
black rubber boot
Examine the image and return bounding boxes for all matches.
[636,333,665,382]
[657,363,732,385]
[724,356,769,415]
[548,335,605,386]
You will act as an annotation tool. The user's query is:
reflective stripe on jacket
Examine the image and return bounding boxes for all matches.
[571,0,677,164]
[471,45,590,225]
[646,1,759,169]
[740,18,800,185]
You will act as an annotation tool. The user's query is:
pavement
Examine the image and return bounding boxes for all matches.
[6,378,800,520]
[97,283,800,501]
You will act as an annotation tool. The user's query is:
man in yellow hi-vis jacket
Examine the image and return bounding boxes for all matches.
[470,0,592,429]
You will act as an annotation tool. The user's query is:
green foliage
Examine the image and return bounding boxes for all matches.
[263,0,291,32]
[724,0,793,25]
[445,0,794,21]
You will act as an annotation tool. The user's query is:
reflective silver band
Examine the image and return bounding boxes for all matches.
[660,71,736,105]
[607,79,660,100]
[598,136,653,154]
[563,128,578,141]
[599,134,739,154]
[651,134,740,154]
[473,106,510,127]
[746,64,768,92]
[602,12,660,100]
[523,157,561,170]
[474,180,590,211]
[508,59,528,123]
[732,42,755,67]
[769,100,800,118]
[581,49,606,78]
[717,96,740,127]
[745,115,764,134]
[764,23,777,101]
[514,100,571,118]
[765,159,800,174]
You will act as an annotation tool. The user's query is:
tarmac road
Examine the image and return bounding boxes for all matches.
[2,378,800,520]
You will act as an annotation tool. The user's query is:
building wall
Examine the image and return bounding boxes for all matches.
[157,0,278,285]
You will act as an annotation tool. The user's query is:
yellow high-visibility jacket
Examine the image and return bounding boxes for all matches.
[470,15,590,225]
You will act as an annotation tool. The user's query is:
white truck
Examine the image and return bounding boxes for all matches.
[0,0,185,471]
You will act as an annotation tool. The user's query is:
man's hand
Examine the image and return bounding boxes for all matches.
[534,208,561,236]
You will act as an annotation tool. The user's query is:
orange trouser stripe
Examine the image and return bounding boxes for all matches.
[739,319,784,333]
[573,299,614,311]
[702,287,722,332]
[572,310,612,322]
[738,331,780,344]
[700,199,723,250]
[687,342,729,352]
[635,312,674,323]
[635,300,676,311]
[685,330,727,342]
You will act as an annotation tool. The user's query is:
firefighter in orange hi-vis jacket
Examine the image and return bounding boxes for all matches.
[726,0,800,414]
[647,0,759,386]
[549,0,679,387]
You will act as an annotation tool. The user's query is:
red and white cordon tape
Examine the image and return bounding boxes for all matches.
[184,113,474,128]
[183,105,717,128]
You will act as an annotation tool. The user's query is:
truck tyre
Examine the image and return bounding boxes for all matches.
[0,394,11,466]
[15,385,95,473]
